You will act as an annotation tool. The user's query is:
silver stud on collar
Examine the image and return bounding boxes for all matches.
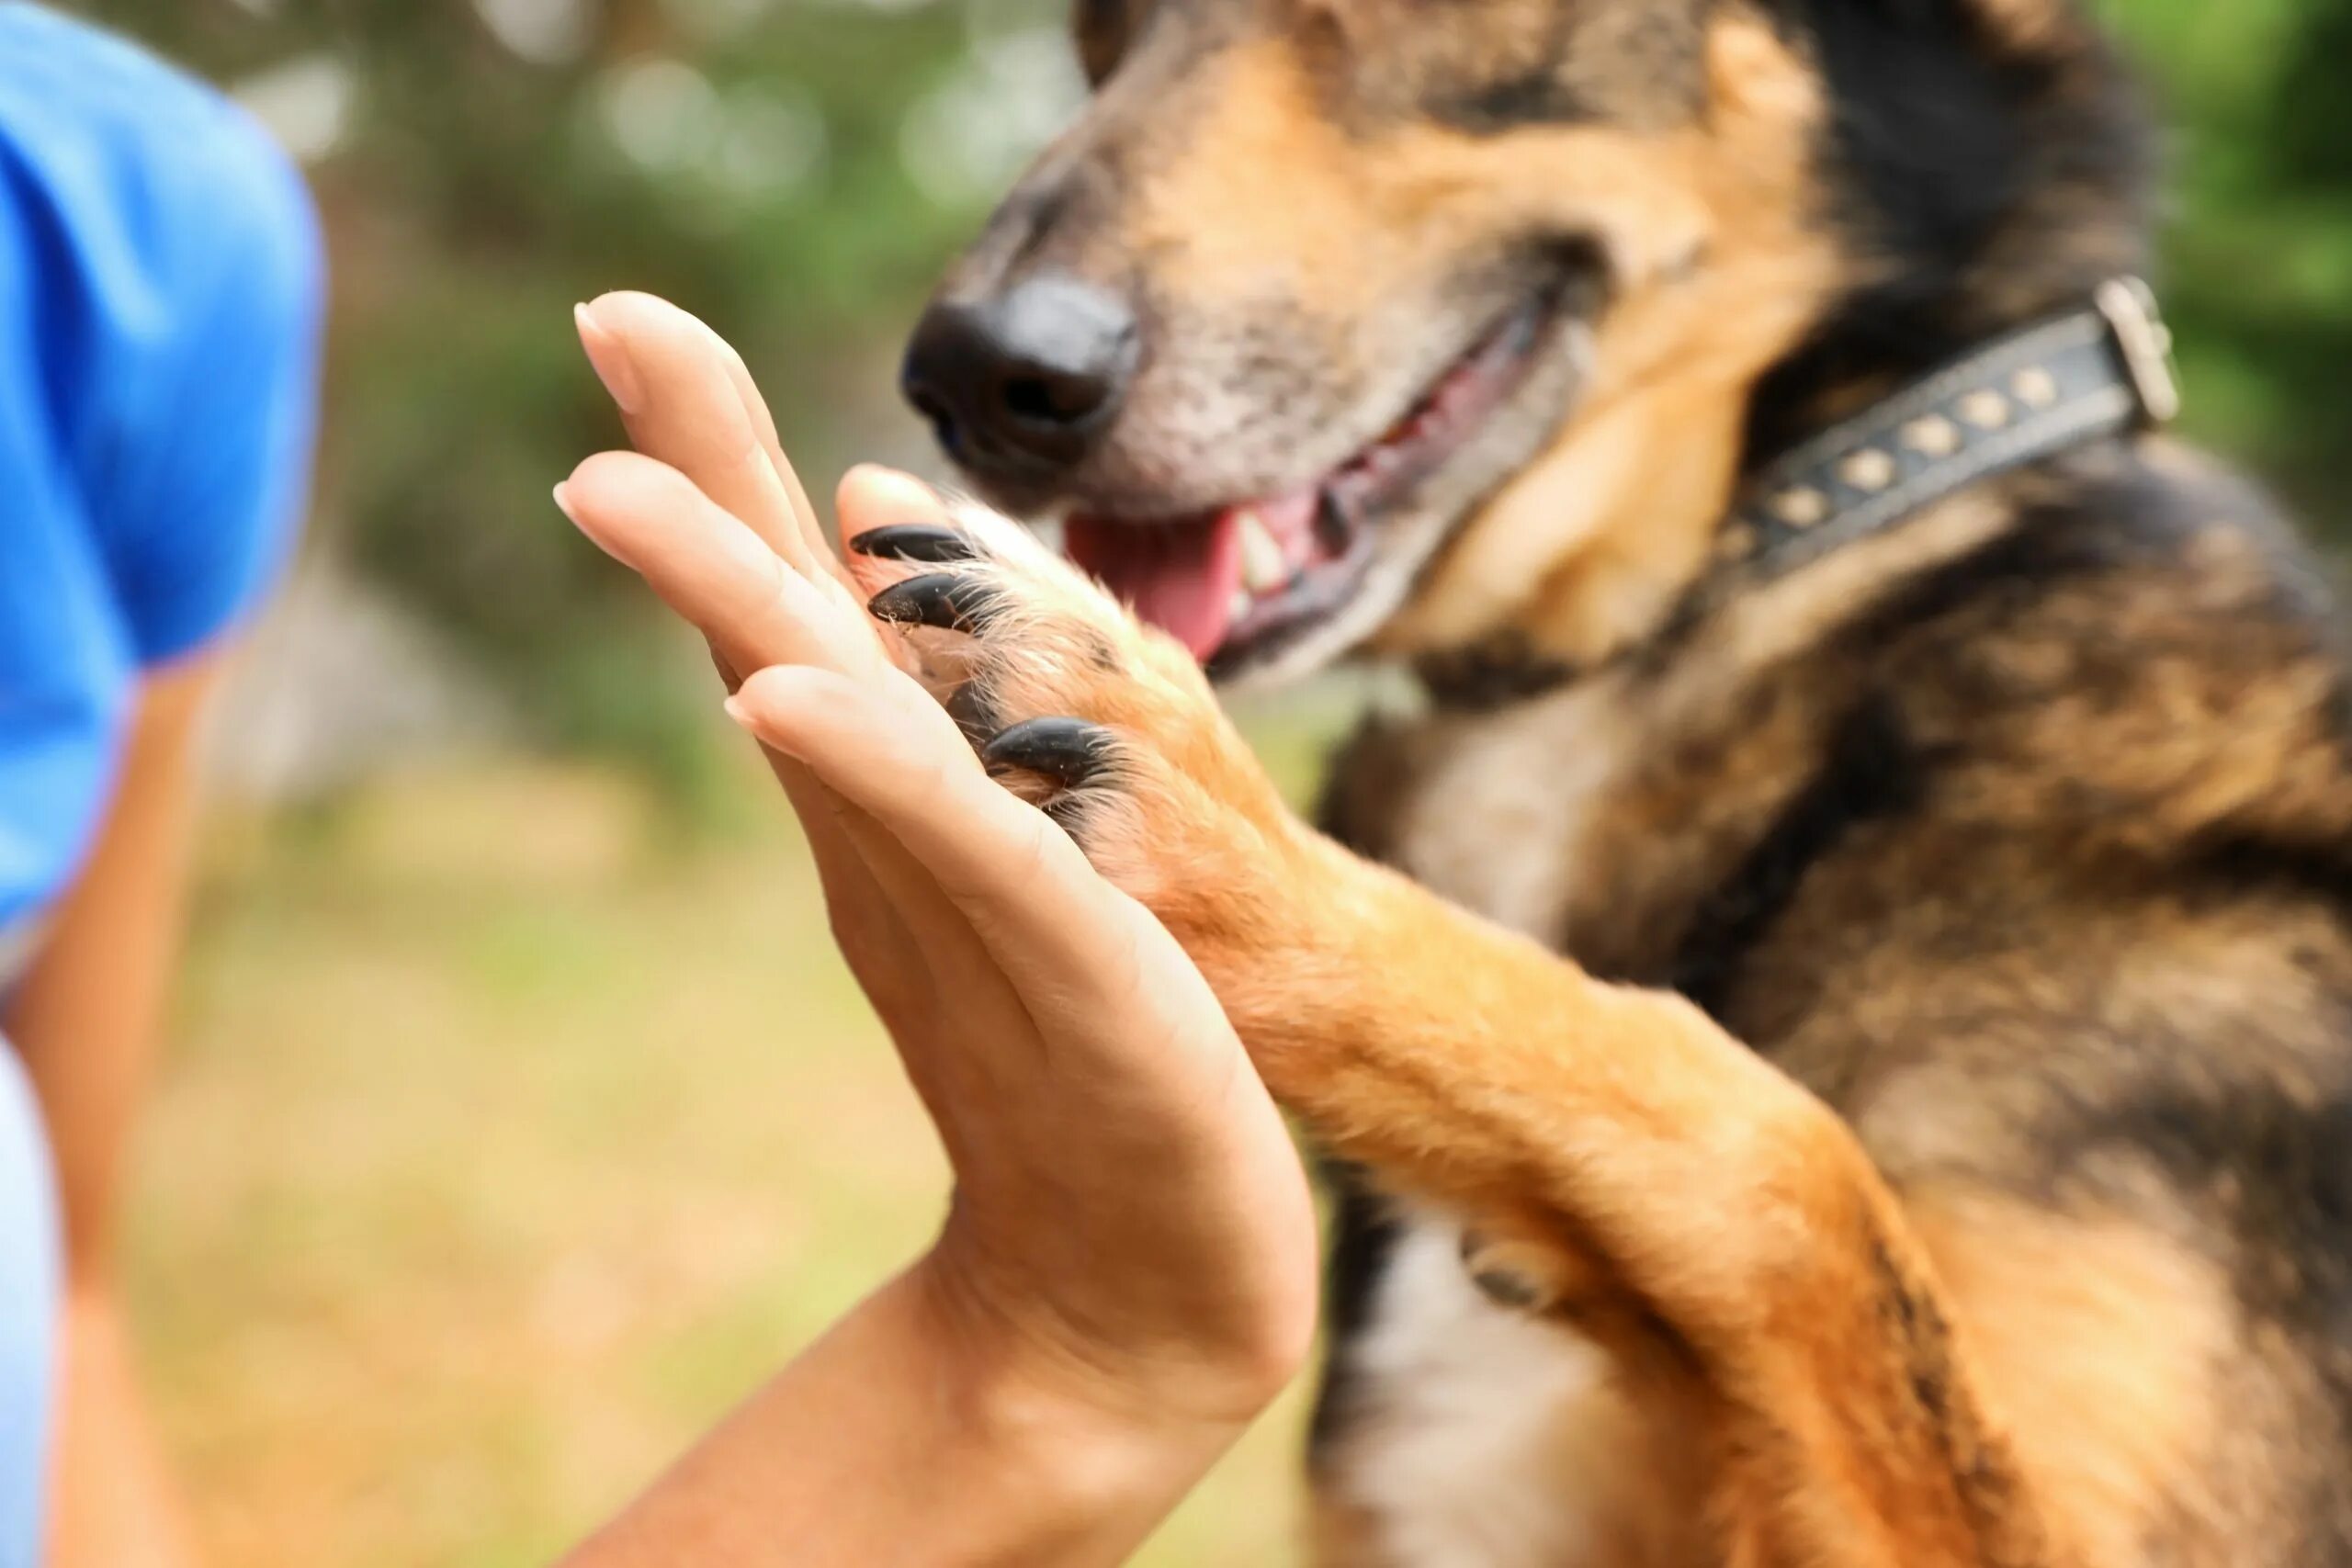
[1838,448,1896,493]
[2010,367,2059,409]
[1901,414,1962,457]
[1770,487,1830,528]
[1958,389,2012,430]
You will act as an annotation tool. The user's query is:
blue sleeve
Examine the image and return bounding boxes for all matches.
[101,117,324,666]
[0,5,325,667]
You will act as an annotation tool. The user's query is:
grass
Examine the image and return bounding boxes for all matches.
[130,689,1363,1566]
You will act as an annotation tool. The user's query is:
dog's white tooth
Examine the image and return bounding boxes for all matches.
[1229,586,1255,625]
[1238,509,1289,594]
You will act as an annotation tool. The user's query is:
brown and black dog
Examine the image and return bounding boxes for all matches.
[856,0,2352,1562]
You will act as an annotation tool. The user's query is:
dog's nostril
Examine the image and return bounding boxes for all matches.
[1002,377,1059,423]
[899,272,1137,481]
[1002,372,1099,426]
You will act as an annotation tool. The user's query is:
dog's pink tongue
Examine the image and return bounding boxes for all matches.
[1064,510,1246,660]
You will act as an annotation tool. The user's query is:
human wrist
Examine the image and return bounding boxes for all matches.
[888,1250,1269,1561]
[914,1208,1306,1420]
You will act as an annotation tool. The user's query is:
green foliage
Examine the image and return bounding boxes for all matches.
[2116,0,2352,518]
[70,0,1063,805]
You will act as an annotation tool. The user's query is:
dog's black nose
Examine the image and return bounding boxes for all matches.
[900,273,1136,483]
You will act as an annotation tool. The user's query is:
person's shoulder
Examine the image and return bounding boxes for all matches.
[0,5,255,143]
[0,4,318,311]
[0,7,324,668]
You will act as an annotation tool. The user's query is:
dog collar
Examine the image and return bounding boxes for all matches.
[1417,278,2177,711]
[1713,276,2177,580]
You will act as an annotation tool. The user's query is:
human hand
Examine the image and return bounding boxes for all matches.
[556,293,1319,1449]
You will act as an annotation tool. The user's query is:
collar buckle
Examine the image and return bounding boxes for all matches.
[2095,276,2181,427]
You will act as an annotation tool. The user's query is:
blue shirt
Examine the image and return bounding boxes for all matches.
[0,1,323,947]
[0,14,322,1562]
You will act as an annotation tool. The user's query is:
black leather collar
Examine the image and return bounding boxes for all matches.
[1712,276,2177,584]
[1417,277,2178,712]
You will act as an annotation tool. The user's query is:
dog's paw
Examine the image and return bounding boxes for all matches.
[847,499,1313,958]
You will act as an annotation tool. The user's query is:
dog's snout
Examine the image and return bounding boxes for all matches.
[900,272,1137,483]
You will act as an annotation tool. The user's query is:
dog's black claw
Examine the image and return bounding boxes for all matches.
[868,571,987,632]
[981,717,1117,787]
[848,525,977,564]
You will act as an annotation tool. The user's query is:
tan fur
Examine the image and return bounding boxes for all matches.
[1374,16,1845,660]
[1967,0,2082,55]
[1905,1190,2251,1565]
[1354,491,2014,959]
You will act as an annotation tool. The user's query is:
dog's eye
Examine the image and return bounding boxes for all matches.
[1072,0,1133,86]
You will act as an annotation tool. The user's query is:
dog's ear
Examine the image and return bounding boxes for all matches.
[1785,0,2039,275]
[1739,0,2149,457]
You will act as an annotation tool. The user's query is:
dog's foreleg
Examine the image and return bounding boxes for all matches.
[1217,840,2057,1568]
[848,502,2062,1566]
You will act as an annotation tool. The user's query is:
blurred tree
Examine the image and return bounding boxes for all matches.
[2122,0,2352,524]
[65,0,1075,810]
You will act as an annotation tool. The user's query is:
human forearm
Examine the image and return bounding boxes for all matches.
[6,660,217,1280]
[44,1292,196,1568]
[7,660,219,1568]
[562,1259,1254,1568]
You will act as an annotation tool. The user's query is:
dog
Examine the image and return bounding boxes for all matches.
[862,0,2352,1561]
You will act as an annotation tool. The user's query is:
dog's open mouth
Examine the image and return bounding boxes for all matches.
[1061,295,1556,671]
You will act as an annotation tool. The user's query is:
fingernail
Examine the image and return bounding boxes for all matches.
[722,694,752,728]
[551,481,581,525]
[574,300,643,413]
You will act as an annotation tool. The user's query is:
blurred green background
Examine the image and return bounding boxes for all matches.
[48,0,2352,1562]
